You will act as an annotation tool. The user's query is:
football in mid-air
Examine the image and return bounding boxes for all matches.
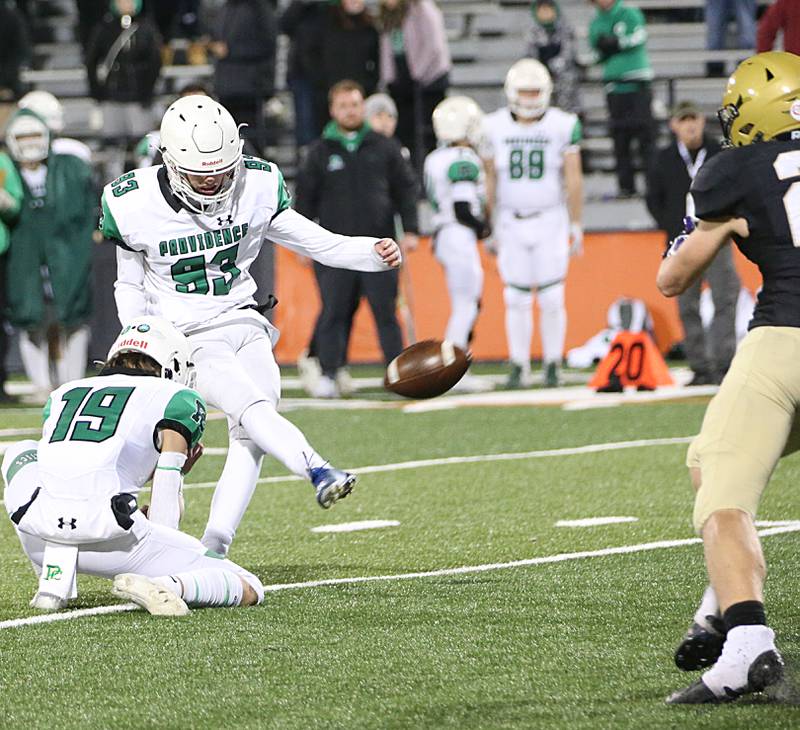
[384,340,471,399]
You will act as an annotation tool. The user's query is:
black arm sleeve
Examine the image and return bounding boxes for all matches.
[293,142,324,220]
[388,141,419,234]
[454,201,488,238]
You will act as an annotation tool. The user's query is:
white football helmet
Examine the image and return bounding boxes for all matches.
[432,96,484,147]
[107,316,195,387]
[504,59,553,120]
[18,90,65,133]
[159,95,244,215]
[5,111,50,163]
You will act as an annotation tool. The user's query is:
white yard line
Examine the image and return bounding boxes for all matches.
[555,516,639,528]
[2,522,798,630]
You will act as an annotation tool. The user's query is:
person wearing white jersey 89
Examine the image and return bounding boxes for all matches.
[2,317,264,616]
[425,96,489,355]
[100,95,402,556]
[482,58,584,389]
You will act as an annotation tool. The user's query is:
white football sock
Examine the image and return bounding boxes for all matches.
[55,325,89,385]
[240,400,326,477]
[445,295,479,350]
[503,286,533,367]
[153,569,244,607]
[202,435,263,556]
[693,585,721,631]
[538,282,566,366]
[19,330,51,394]
[701,625,776,697]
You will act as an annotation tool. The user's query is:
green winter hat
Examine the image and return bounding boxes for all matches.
[110,0,143,17]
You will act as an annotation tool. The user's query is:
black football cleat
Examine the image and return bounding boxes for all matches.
[666,650,785,705]
[674,617,727,671]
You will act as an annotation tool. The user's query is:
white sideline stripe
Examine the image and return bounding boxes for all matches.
[556,516,639,527]
[0,428,40,438]
[311,520,400,533]
[183,436,696,490]
[2,522,798,630]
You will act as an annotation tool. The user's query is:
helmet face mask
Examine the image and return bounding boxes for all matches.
[718,51,800,147]
[5,113,50,163]
[106,317,196,388]
[432,96,484,147]
[505,59,553,120]
[159,95,244,215]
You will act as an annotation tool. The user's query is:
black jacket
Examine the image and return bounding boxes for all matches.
[213,0,277,100]
[295,123,419,238]
[86,13,162,103]
[316,9,379,97]
[646,135,722,241]
[279,0,327,81]
[0,5,30,98]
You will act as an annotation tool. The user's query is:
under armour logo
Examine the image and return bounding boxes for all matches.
[217,215,233,227]
[58,517,77,530]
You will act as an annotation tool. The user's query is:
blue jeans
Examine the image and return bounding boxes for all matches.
[288,75,319,148]
[706,0,756,49]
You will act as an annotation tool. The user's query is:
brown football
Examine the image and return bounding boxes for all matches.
[384,340,471,399]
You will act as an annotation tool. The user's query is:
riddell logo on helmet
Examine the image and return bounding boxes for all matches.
[118,338,148,349]
[202,158,224,167]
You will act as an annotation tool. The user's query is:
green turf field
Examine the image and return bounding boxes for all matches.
[1,395,798,728]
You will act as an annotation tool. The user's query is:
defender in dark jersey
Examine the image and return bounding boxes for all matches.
[657,51,800,705]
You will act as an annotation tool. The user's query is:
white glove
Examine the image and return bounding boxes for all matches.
[569,222,584,257]
[0,188,16,214]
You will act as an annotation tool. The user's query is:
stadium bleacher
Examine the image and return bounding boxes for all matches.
[17,0,770,230]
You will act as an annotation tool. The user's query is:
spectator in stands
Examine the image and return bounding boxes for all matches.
[526,0,581,115]
[3,110,95,401]
[208,0,277,155]
[366,92,399,138]
[589,0,654,198]
[757,0,800,55]
[706,0,756,77]
[313,0,380,134]
[0,151,23,402]
[646,101,738,385]
[0,1,30,107]
[280,0,327,150]
[77,0,108,58]
[86,0,162,154]
[295,80,419,398]
[378,0,451,171]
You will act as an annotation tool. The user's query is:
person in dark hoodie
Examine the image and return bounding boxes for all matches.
[526,0,580,115]
[85,0,162,146]
[209,0,277,154]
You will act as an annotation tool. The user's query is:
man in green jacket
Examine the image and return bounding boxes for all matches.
[0,152,23,401]
[589,0,655,197]
[4,109,95,401]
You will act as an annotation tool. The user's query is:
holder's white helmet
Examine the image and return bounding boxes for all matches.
[159,95,244,215]
[106,316,195,387]
[504,59,552,120]
[432,96,484,147]
[5,111,50,163]
[19,90,65,133]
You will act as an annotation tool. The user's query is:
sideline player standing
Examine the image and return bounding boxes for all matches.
[100,95,402,556]
[425,96,489,354]
[2,317,264,616]
[482,58,583,388]
[657,51,800,704]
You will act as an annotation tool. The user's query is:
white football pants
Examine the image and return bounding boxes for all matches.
[495,207,569,366]
[434,223,483,350]
[188,315,326,554]
[2,440,263,601]
[19,325,89,394]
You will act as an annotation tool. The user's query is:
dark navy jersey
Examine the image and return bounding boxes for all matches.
[691,139,800,329]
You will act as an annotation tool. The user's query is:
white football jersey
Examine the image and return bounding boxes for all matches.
[483,107,581,212]
[38,373,206,499]
[100,157,290,330]
[424,145,485,230]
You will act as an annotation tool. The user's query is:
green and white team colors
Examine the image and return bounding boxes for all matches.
[424,146,486,349]
[100,157,392,555]
[482,106,581,289]
[1,374,263,609]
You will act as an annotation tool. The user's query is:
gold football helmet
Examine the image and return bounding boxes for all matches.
[718,51,800,147]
